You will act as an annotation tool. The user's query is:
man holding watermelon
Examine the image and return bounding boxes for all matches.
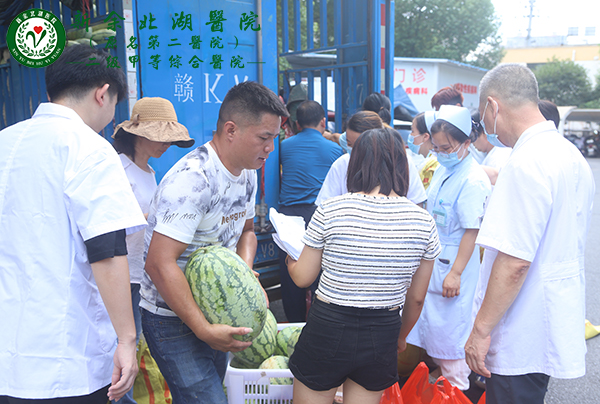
[140,81,289,403]
[0,46,146,403]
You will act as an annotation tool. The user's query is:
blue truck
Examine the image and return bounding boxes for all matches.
[0,0,395,298]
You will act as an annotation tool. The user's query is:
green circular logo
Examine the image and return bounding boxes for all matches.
[7,9,66,68]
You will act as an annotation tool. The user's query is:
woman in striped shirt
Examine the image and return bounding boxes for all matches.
[287,127,441,404]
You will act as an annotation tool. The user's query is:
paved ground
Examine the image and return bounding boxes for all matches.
[269,157,600,402]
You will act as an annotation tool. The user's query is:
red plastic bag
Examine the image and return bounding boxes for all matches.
[477,391,486,404]
[400,362,471,404]
[380,382,404,404]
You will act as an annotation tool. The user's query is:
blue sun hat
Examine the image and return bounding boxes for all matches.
[436,105,472,138]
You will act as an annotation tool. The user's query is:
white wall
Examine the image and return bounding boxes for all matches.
[393,59,487,113]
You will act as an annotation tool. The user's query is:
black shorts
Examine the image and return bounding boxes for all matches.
[289,298,401,392]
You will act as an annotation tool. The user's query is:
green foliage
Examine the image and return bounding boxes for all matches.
[534,57,593,107]
[394,0,503,68]
[580,71,600,108]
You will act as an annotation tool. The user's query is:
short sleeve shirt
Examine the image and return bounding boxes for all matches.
[119,154,158,284]
[315,153,427,206]
[140,143,257,315]
[304,193,441,309]
[0,103,146,398]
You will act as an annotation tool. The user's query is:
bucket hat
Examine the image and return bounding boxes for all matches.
[113,97,195,148]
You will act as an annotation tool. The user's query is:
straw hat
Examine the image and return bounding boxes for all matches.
[436,105,472,138]
[113,97,195,148]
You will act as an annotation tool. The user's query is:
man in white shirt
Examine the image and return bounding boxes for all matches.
[0,46,146,403]
[140,81,289,403]
[465,64,595,403]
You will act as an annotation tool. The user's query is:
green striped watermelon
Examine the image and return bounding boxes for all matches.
[275,326,303,356]
[259,355,293,385]
[230,356,257,369]
[286,327,302,357]
[185,246,267,342]
[233,309,277,366]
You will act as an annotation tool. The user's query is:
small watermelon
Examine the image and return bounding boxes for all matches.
[230,356,257,369]
[233,309,277,366]
[185,246,267,342]
[259,355,293,385]
[286,327,302,357]
[275,326,303,356]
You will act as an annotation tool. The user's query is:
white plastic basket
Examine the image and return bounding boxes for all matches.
[224,322,305,404]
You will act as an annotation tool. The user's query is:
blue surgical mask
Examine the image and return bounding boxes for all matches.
[339,132,352,155]
[481,101,507,148]
[436,143,465,169]
[407,134,423,155]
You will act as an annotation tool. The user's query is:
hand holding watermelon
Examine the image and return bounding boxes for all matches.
[199,323,254,353]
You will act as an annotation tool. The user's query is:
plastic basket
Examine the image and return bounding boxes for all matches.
[224,322,305,404]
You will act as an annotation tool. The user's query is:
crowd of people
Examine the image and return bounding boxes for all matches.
[0,44,595,404]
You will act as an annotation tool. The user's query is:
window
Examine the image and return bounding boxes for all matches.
[585,27,596,36]
[567,27,578,36]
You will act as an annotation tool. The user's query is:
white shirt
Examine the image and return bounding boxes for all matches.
[315,153,427,206]
[119,154,158,284]
[480,146,512,171]
[0,103,146,398]
[140,143,257,316]
[474,121,595,378]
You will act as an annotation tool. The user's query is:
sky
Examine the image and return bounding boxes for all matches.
[491,0,600,42]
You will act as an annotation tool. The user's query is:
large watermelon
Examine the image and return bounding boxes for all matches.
[275,326,303,357]
[259,355,293,385]
[233,309,277,366]
[185,246,267,342]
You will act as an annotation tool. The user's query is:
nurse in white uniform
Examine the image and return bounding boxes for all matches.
[406,105,491,390]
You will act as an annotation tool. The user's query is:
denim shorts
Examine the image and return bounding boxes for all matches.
[141,309,227,404]
[289,298,401,392]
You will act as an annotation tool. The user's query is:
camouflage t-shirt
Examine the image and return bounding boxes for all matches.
[140,142,257,315]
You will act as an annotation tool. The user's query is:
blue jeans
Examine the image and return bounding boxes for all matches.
[112,283,143,404]
[140,308,228,404]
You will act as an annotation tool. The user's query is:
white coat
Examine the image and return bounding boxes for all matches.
[407,153,491,359]
[473,121,595,378]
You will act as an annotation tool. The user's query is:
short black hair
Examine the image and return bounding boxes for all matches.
[538,99,560,128]
[362,93,392,125]
[217,81,289,130]
[296,100,324,128]
[45,46,127,102]
[347,127,409,197]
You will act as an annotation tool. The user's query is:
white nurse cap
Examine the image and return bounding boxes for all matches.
[424,111,437,134]
[436,105,472,139]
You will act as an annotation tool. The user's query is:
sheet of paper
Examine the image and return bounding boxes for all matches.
[269,208,305,260]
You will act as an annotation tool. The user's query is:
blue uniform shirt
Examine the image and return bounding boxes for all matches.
[280,128,343,206]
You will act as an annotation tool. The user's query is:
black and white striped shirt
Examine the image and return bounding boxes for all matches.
[303,193,441,309]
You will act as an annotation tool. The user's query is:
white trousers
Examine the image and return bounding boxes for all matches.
[431,357,471,391]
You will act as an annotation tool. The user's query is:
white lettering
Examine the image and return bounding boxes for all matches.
[204,73,223,103]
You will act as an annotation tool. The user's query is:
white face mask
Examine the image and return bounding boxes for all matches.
[481,100,507,148]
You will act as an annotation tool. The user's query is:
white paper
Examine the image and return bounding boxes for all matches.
[269,208,306,260]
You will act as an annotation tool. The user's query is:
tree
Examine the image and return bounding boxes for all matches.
[581,71,600,109]
[394,0,504,68]
[534,58,593,107]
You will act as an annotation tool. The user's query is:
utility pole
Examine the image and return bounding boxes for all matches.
[526,0,535,45]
